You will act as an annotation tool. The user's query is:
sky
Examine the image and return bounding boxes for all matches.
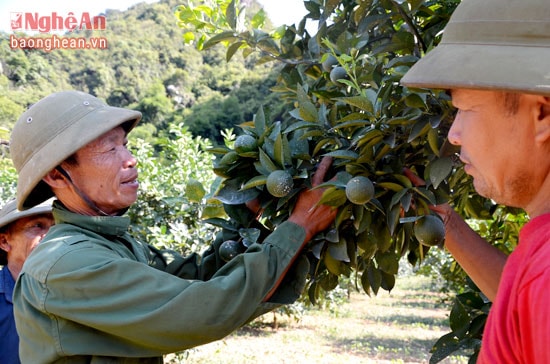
[0,0,310,33]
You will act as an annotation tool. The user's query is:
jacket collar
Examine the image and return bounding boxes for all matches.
[51,200,131,238]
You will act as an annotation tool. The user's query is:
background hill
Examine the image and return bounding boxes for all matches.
[0,0,287,143]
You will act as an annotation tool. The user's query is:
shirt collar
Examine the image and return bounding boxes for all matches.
[52,200,131,237]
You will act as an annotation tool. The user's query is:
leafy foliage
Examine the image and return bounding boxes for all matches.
[176,0,526,361]
[127,124,223,252]
[178,0,460,296]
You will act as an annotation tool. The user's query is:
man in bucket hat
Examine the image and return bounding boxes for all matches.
[0,198,54,364]
[402,0,550,362]
[9,90,336,363]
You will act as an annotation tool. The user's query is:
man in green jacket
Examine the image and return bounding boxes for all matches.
[9,90,336,363]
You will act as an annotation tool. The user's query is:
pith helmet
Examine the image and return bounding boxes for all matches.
[10,91,141,210]
[401,0,550,96]
[0,198,54,265]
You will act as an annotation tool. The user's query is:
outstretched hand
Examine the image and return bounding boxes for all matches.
[288,156,337,243]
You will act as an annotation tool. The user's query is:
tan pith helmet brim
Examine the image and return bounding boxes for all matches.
[401,0,550,96]
[10,91,141,210]
[0,198,54,265]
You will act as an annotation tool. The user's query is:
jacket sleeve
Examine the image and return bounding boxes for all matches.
[15,221,307,357]
[145,231,226,281]
[145,223,309,304]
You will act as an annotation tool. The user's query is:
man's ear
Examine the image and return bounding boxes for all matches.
[534,96,550,144]
[42,168,71,188]
[0,234,10,252]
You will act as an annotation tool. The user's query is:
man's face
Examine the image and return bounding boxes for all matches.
[448,89,545,209]
[0,214,54,268]
[61,126,139,215]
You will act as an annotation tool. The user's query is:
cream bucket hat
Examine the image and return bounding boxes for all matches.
[401,0,550,96]
[10,91,141,210]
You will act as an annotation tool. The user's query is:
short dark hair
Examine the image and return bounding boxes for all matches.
[502,92,521,116]
[62,153,79,167]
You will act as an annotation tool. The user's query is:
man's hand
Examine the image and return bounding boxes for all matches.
[288,156,337,243]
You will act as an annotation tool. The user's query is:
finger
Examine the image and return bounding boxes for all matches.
[430,203,451,214]
[311,156,333,186]
[403,167,426,187]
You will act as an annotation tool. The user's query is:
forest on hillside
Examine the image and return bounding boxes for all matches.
[0,0,286,144]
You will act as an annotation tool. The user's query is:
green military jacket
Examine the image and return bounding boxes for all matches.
[14,202,307,363]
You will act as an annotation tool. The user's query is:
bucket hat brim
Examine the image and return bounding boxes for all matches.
[0,198,54,265]
[401,43,550,96]
[13,92,141,210]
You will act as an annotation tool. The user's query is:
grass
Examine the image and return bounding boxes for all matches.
[165,275,469,364]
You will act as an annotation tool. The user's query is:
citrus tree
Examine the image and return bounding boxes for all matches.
[175,0,526,361]
[127,123,223,252]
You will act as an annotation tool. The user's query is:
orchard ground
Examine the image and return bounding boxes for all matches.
[165,275,469,364]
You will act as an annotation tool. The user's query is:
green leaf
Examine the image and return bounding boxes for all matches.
[319,273,339,291]
[390,187,409,208]
[185,178,206,202]
[254,106,266,136]
[314,170,351,189]
[376,251,399,275]
[386,204,401,236]
[258,148,278,173]
[226,0,237,30]
[289,129,310,159]
[297,85,318,122]
[367,265,382,295]
[201,202,226,220]
[414,187,437,205]
[273,133,284,167]
[323,150,359,159]
[328,238,351,262]
[404,93,427,109]
[284,121,321,134]
[384,55,419,69]
[430,332,461,364]
[238,228,261,245]
[428,157,453,189]
[360,269,372,296]
[427,127,440,156]
[450,298,470,333]
[377,182,405,192]
[331,119,371,130]
[356,230,378,259]
[308,280,320,305]
[203,31,237,50]
[226,41,244,62]
[215,179,260,205]
[380,271,396,292]
[313,138,335,156]
[324,250,350,276]
[203,218,239,231]
[408,119,430,142]
[182,31,195,43]
[325,228,339,243]
[318,187,348,207]
[240,175,267,190]
[333,96,374,113]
